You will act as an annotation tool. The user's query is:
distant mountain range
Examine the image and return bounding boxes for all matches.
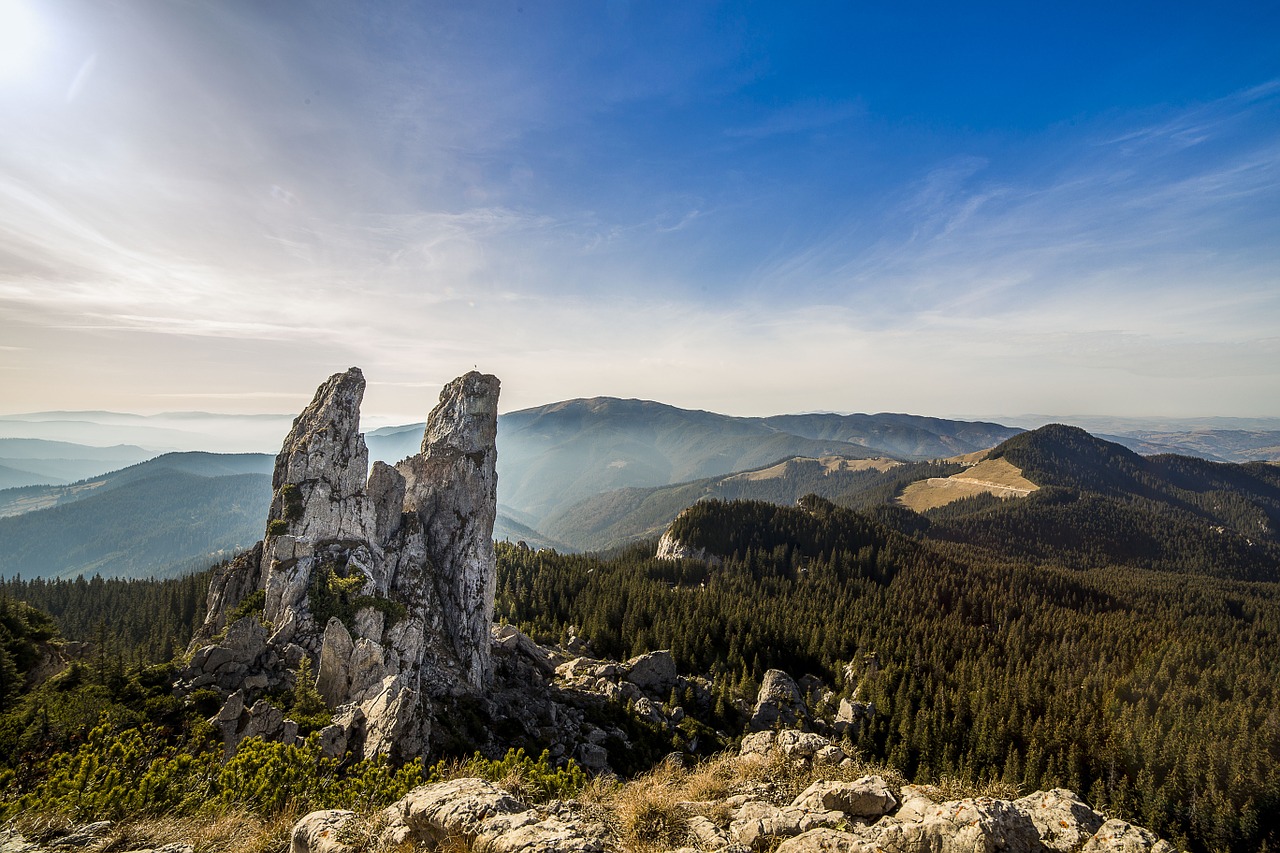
[0,439,154,488]
[0,410,295,453]
[2,396,1278,578]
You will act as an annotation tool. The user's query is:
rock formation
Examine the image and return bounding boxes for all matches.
[284,730,1180,853]
[177,367,500,760]
[656,522,721,565]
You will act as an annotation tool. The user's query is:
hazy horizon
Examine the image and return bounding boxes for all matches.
[2,2,1278,419]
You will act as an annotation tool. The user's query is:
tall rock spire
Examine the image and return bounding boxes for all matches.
[268,366,373,542]
[186,367,501,760]
[398,371,500,690]
[262,367,376,625]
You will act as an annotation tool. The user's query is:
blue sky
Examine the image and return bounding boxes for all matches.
[1,0,1277,420]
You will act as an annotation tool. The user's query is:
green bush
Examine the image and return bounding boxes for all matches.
[308,561,406,636]
[216,736,430,816]
[280,483,304,521]
[227,589,267,625]
[0,723,218,820]
[463,748,587,803]
[215,736,339,815]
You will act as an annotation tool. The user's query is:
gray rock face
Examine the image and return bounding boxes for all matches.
[750,669,811,731]
[190,543,263,649]
[182,367,501,761]
[622,650,678,696]
[263,368,376,626]
[269,368,374,543]
[655,527,722,565]
[398,371,500,690]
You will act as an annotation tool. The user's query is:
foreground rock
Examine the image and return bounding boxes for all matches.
[290,748,1179,853]
[290,778,608,853]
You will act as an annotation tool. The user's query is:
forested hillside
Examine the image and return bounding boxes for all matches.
[539,456,908,551]
[0,439,154,489]
[918,426,1280,581]
[0,471,271,580]
[0,573,208,664]
[496,499,1280,853]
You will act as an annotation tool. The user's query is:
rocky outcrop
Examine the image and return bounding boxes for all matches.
[290,778,609,853]
[769,784,1176,853]
[750,669,811,731]
[289,748,1179,853]
[177,367,501,761]
[655,526,721,565]
[396,371,500,691]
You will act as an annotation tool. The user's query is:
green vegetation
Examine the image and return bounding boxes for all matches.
[307,559,406,635]
[0,572,208,665]
[279,483,304,521]
[226,589,266,625]
[460,747,588,802]
[495,493,1280,853]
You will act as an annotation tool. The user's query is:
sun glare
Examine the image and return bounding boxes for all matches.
[0,0,43,83]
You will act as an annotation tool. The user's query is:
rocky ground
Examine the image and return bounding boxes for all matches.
[1,730,1179,853]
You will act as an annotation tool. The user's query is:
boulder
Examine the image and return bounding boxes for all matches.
[622,650,678,696]
[730,802,847,850]
[776,829,870,853]
[741,729,843,762]
[790,776,897,818]
[1015,789,1106,852]
[316,618,355,708]
[1081,819,1177,853]
[749,670,810,731]
[289,810,356,853]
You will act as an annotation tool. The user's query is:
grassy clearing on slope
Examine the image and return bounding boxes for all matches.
[897,457,1038,512]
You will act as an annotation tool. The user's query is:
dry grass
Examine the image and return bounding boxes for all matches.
[596,762,690,852]
[898,457,1038,512]
[910,774,1024,803]
[85,809,300,853]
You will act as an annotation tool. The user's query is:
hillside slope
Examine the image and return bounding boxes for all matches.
[540,455,904,551]
[0,438,154,488]
[0,452,273,518]
[922,425,1280,580]
[496,398,1020,527]
[0,467,273,580]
